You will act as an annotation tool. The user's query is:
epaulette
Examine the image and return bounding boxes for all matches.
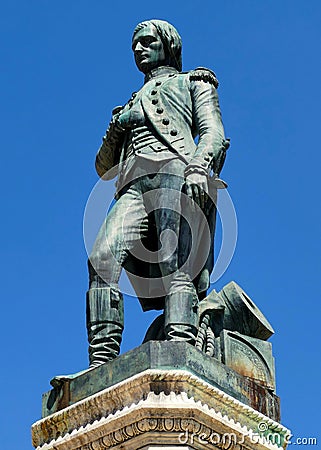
[189,67,219,88]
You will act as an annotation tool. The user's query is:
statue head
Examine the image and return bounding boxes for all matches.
[132,19,182,74]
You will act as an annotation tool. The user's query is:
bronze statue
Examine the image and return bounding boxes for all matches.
[47,23,278,423]
[87,19,229,368]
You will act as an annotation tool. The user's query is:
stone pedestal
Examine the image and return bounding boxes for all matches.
[32,342,290,449]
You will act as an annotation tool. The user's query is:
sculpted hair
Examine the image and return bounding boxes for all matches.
[133,19,182,72]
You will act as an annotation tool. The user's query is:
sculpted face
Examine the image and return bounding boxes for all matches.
[132,24,167,74]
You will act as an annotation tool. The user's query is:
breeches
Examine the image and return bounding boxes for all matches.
[88,158,203,300]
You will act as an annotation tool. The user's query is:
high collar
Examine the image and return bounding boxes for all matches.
[144,66,178,84]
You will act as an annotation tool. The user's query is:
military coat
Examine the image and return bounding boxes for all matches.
[96,66,227,181]
[95,66,228,310]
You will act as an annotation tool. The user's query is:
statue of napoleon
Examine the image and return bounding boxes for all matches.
[87,19,229,368]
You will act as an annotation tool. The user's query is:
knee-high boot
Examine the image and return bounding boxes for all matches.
[86,286,124,368]
[164,291,198,345]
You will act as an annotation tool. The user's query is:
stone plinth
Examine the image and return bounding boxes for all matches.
[41,341,279,419]
[32,342,290,449]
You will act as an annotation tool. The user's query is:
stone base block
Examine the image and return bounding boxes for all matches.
[41,341,280,420]
[32,368,290,449]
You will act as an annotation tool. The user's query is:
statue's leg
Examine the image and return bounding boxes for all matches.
[86,285,124,367]
[150,163,199,343]
[87,183,148,367]
[164,290,198,344]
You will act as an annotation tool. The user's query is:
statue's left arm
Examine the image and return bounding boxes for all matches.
[184,68,228,204]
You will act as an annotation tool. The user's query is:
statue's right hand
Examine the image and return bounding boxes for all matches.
[112,105,124,116]
[117,110,132,129]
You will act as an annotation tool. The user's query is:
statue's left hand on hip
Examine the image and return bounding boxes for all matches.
[185,173,208,210]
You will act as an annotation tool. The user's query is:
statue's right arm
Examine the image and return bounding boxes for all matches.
[95,110,126,180]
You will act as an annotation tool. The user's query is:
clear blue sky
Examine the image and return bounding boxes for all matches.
[1,1,320,448]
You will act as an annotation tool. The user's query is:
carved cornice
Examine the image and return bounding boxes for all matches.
[32,369,290,450]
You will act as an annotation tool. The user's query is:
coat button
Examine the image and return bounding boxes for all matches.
[204,156,210,162]
[152,99,158,105]
[155,81,162,86]
[156,108,164,114]
[170,129,178,136]
[162,118,169,125]
[151,90,157,95]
